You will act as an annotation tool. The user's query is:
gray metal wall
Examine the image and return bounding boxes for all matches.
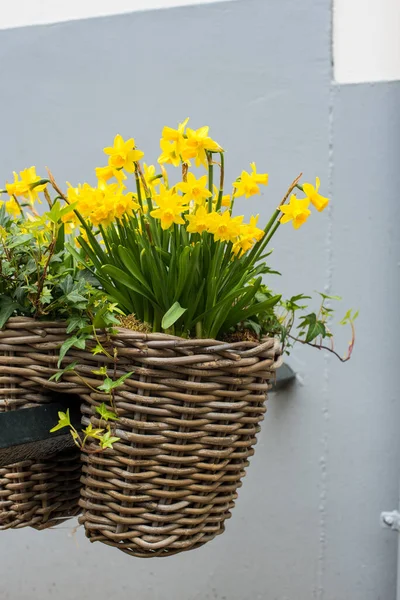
[0,1,399,598]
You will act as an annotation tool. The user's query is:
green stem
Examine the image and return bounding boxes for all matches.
[195,321,202,338]
[215,152,225,212]
[134,166,143,211]
[262,220,281,247]
[207,152,214,213]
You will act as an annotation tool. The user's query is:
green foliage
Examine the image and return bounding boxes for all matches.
[97,371,134,394]
[49,409,71,433]
[95,402,118,421]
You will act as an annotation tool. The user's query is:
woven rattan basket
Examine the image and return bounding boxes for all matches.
[77,332,282,557]
[0,318,281,554]
[0,317,82,529]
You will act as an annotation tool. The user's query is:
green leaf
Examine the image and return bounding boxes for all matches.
[99,430,120,450]
[66,316,88,334]
[0,296,19,329]
[318,292,342,302]
[7,233,33,248]
[66,290,87,304]
[50,409,71,433]
[95,402,118,421]
[161,301,187,330]
[339,308,359,325]
[92,366,108,376]
[49,361,78,382]
[58,335,87,367]
[298,313,327,343]
[82,423,104,439]
[97,371,134,393]
[101,264,158,306]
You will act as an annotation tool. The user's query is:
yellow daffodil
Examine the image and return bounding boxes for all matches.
[233,163,269,198]
[6,167,47,205]
[161,118,189,156]
[207,211,243,243]
[104,134,144,173]
[176,173,212,205]
[302,177,329,212]
[221,193,231,208]
[279,194,311,229]
[182,126,222,168]
[158,139,182,168]
[232,216,264,254]
[143,163,161,193]
[5,197,21,217]
[250,163,268,185]
[95,165,126,184]
[186,205,210,234]
[150,185,188,230]
[67,180,138,227]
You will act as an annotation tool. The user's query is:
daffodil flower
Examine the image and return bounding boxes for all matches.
[279,194,311,229]
[182,126,222,168]
[302,177,329,212]
[104,134,144,173]
[207,211,243,242]
[6,167,47,205]
[186,205,210,234]
[233,163,269,198]
[176,173,212,205]
[150,185,188,230]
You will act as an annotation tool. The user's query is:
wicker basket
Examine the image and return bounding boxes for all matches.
[0,317,82,529]
[0,318,281,553]
[0,450,81,530]
[77,332,282,557]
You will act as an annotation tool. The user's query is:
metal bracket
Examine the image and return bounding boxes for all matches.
[381,510,400,532]
[272,363,296,391]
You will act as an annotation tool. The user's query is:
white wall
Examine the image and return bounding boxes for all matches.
[0,0,235,30]
[334,0,400,83]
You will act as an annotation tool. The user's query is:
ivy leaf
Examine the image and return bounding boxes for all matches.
[340,309,359,325]
[82,423,104,439]
[49,360,78,382]
[298,313,327,343]
[95,402,118,421]
[318,292,342,302]
[97,371,134,393]
[66,290,87,304]
[50,409,71,433]
[66,316,88,334]
[58,335,87,367]
[92,366,108,376]
[91,344,104,356]
[99,430,120,450]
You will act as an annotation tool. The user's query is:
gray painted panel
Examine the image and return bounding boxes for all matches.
[0,2,398,600]
[323,82,400,600]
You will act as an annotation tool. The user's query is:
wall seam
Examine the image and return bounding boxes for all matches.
[316,1,335,597]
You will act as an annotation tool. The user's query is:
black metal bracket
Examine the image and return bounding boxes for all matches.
[0,364,296,466]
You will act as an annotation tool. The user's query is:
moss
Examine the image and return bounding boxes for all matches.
[118,314,151,333]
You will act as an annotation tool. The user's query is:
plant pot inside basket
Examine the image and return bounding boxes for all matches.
[77,332,282,558]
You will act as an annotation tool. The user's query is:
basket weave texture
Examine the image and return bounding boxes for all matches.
[0,318,281,554]
[0,451,81,530]
[77,331,282,557]
[0,318,82,529]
